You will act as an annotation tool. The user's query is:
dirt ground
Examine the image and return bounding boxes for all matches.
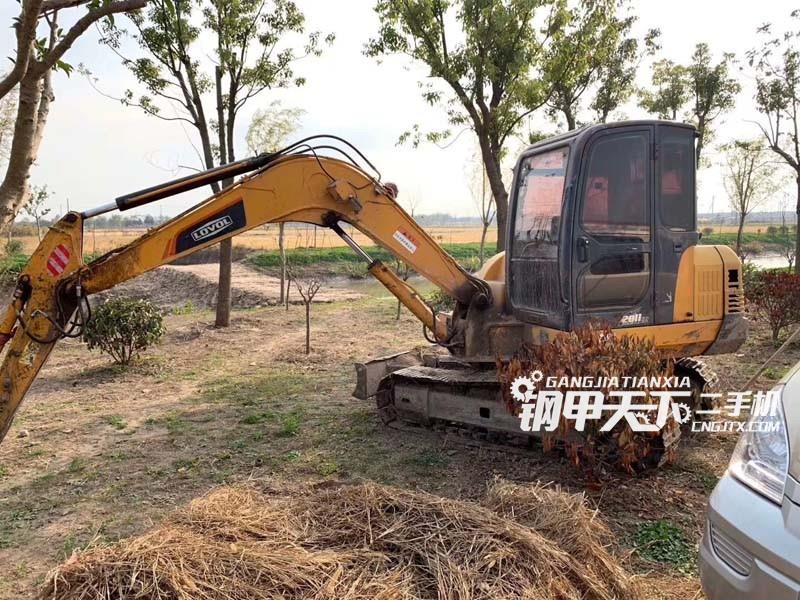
[0,283,794,598]
[101,263,364,310]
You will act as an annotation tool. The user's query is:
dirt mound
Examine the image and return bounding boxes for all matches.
[41,480,642,600]
[100,263,363,311]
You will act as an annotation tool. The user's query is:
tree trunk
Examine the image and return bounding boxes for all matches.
[215,238,233,327]
[695,115,706,168]
[278,222,286,303]
[0,59,52,232]
[564,108,576,131]
[479,222,488,266]
[214,66,233,328]
[477,136,508,252]
[736,212,746,258]
[305,302,310,354]
[795,176,800,275]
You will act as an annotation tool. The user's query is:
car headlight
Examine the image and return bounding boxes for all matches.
[729,386,789,504]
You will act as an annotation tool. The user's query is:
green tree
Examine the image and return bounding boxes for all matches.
[640,44,739,168]
[592,26,660,123]
[367,0,614,251]
[105,0,331,325]
[721,140,779,257]
[246,101,305,155]
[0,0,147,233]
[639,58,689,120]
[544,3,657,131]
[748,11,800,273]
[246,100,305,304]
[686,44,740,167]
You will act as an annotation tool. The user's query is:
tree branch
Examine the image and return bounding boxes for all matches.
[32,0,148,77]
[0,0,45,100]
[41,0,89,12]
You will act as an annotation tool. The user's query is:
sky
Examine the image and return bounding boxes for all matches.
[1,0,797,220]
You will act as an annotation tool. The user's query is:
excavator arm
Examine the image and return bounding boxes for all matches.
[0,140,491,443]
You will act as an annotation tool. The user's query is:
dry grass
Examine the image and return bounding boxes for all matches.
[483,479,642,600]
[41,480,642,600]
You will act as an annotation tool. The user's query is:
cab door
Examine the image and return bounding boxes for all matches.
[653,124,698,324]
[571,126,654,328]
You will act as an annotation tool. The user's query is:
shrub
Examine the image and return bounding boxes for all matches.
[4,239,23,256]
[739,241,764,261]
[0,252,28,286]
[701,226,714,236]
[84,298,165,364]
[498,322,679,476]
[767,225,778,235]
[741,261,760,290]
[746,270,800,344]
[426,288,456,312]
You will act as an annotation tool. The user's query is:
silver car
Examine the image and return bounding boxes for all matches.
[700,362,800,599]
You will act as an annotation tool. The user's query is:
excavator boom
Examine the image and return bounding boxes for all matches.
[0,140,490,443]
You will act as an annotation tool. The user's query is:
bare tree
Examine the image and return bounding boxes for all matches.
[722,140,780,257]
[0,0,147,231]
[749,12,800,272]
[291,274,321,354]
[779,194,797,270]
[25,185,52,241]
[101,0,330,328]
[246,102,305,305]
[394,194,420,319]
[468,152,495,266]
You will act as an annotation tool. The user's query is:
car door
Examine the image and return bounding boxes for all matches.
[572,126,655,328]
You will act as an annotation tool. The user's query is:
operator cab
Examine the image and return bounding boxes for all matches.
[507,120,697,330]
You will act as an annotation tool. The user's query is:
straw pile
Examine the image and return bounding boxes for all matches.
[41,480,642,600]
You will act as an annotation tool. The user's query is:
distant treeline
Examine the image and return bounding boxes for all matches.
[9,210,797,234]
[698,211,798,225]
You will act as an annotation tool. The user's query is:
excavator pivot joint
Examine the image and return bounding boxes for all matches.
[327,180,362,213]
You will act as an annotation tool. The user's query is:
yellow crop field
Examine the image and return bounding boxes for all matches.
[12,222,778,255]
[14,225,498,255]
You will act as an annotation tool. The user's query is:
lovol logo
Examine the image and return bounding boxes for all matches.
[191,215,234,242]
[174,201,246,254]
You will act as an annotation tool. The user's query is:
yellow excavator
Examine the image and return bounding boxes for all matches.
[0,121,746,451]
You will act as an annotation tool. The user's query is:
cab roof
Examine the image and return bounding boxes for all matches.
[523,120,697,156]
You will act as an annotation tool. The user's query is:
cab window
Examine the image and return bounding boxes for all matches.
[659,131,695,230]
[510,146,569,319]
[513,147,569,258]
[581,133,649,243]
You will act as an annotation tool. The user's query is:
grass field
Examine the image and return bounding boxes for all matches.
[0,287,793,598]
